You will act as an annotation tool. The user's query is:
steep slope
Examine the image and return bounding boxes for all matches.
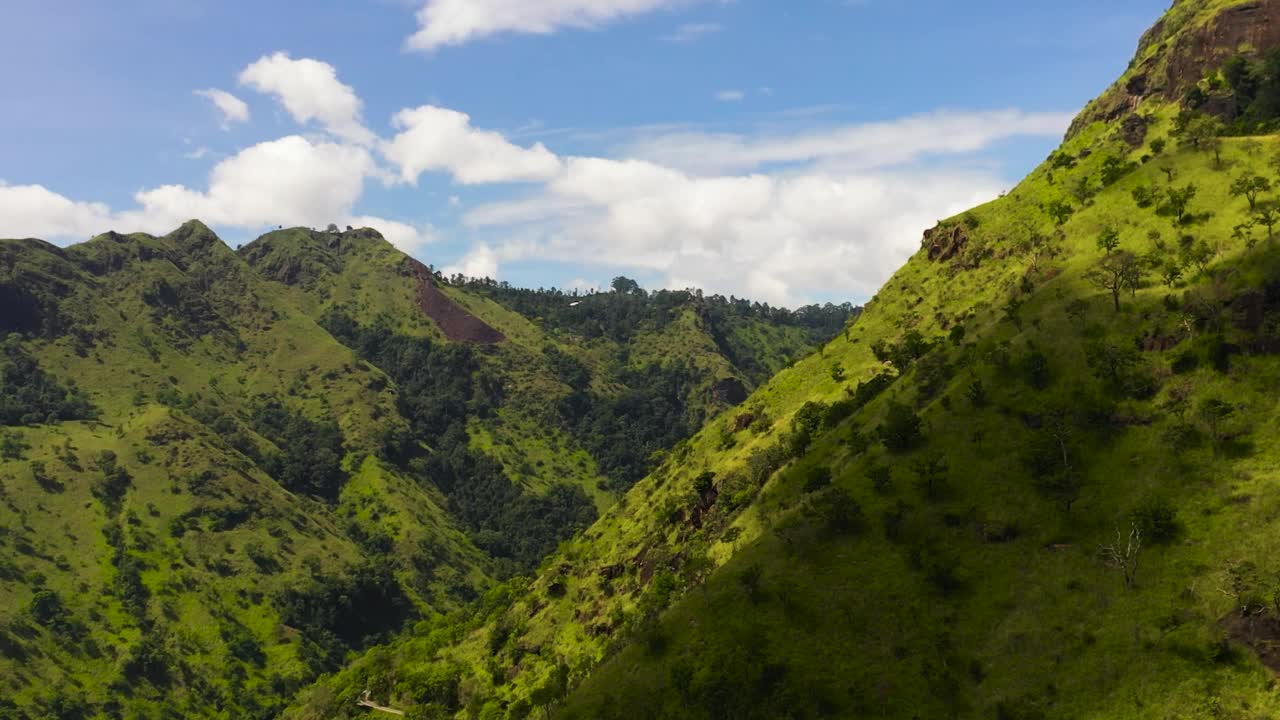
[0,217,850,718]
[287,2,1280,718]
[239,229,853,514]
[0,223,491,719]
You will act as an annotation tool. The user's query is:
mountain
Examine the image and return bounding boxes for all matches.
[0,222,852,718]
[284,2,1280,718]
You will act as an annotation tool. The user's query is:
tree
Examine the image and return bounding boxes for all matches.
[1042,199,1075,226]
[1096,227,1121,254]
[28,589,66,625]
[1086,251,1142,312]
[1253,205,1280,241]
[1198,398,1236,457]
[1101,523,1143,589]
[1161,262,1183,288]
[1165,183,1198,225]
[1230,173,1272,211]
[912,453,949,501]
[1224,55,1258,101]
[610,276,641,295]
[1176,114,1222,157]
[1150,138,1167,155]
[876,402,923,453]
[1233,221,1257,249]
[1086,340,1142,391]
[1100,155,1133,186]
[0,429,28,460]
[829,362,845,382]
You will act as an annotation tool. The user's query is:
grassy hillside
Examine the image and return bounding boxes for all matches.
[239,229,853,520]
[0,223,494,718]
[0,215,848,718]
[285,2,1280,718]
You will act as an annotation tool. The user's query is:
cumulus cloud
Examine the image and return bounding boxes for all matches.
[383,105,562,185]
[346,215,437,253]
[193,88,250,129]
[4,50,1070,306]
[239,53,375,145]
[622,109,1075,175]
[406,0,687,51]
[456,107,1072,304]
[442,244,499,279]
[0,182,115,240]
[120,135,376,231]
[467,161,1003,305]
[715,89,745,102]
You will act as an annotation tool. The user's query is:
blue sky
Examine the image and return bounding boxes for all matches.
[1,0,1170,305]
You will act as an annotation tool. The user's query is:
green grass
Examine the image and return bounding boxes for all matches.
[282,3,1280,714]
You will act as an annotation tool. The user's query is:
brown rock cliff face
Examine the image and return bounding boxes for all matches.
[406,258,505,344]
[1069,0,1280,136]
[922,223,969,263]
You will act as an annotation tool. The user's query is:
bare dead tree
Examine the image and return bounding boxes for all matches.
[1101,523,1142,589]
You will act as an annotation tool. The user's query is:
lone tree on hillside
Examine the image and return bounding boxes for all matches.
[610,276,642,295]
[1253,204,1280,241]
[1096,226,1121,255]
[1230,173,1272,211]
[1086,251,1143,312]
[1101,523,1143,589]
[1165,183,1199,225]
[1042,198,1075,226]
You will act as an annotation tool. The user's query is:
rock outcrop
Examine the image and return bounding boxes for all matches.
[1068,0,1280,137]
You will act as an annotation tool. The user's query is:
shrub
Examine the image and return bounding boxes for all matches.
[877,402,923,453]
[1130,497,1180,545]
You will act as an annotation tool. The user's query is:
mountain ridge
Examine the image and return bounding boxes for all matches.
[282,1,1280,717]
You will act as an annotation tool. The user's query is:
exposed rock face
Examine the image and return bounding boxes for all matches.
[407,258,505,344]
[923,223,969,263]
[711,377,748,406]
[1069,0,1280,136]
[1119,113,1150,147]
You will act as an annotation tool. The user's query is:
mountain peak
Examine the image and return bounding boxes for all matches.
[1069,0,1280,137]
[237,225,399,287]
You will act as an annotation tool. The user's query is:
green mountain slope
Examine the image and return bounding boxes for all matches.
[238,228,852,538]
[0,222,492,718]
[0,220,850,718]
[286,3,1280,719]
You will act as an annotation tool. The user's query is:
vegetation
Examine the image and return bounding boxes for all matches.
[281,3,1280,718]
[9,2,1280,719]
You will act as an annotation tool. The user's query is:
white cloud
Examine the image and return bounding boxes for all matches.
[239,53,375,145]
[346,215,437,253]
[120,135,377,233]
[662,22,721,43]
[622,109,1074,175]
[715,89,745,102]
[457,108,1073,305]
[406,0,688,51]
[183,146,211,160]
[442,244,499,279]
[383,105,562,185]
[468,160,1002,305]
[193,88,250,129]
[0,183,115,240]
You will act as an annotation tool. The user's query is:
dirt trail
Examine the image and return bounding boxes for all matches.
[357,690,405,716]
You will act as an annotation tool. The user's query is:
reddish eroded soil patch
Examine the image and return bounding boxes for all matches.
[1223,611,1280,673]
[406,258,504,344]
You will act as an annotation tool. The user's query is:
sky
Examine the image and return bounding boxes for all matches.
[0,0,1171,307]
